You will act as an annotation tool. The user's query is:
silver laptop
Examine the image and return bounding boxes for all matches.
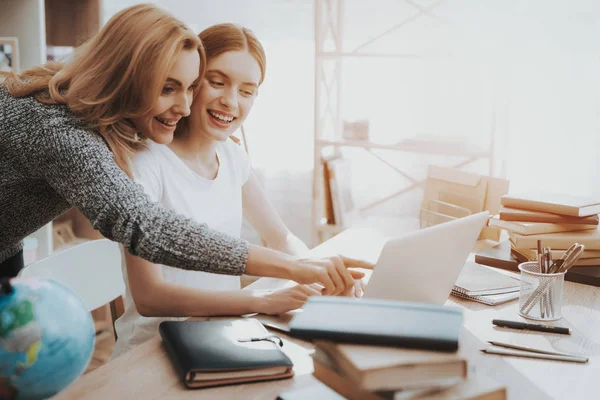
[248,211,489,331]
[363,211,489,304]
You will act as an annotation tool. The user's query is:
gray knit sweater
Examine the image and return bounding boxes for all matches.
[0,86,248,273]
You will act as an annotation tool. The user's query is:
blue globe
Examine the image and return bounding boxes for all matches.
[0,277,95,400]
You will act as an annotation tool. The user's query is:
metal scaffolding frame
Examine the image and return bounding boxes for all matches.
[312,0,504,245]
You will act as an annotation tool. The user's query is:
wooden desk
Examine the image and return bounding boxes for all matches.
[54,229,600,400]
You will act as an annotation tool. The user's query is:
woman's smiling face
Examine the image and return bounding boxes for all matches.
[131,49,200,144]
[192,50,262,141]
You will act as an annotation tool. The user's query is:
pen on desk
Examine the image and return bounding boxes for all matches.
[482,347,588,364]
[486,341,586,358]
[492,319,571,335]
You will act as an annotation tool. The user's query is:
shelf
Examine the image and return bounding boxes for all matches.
[317,139,491,157]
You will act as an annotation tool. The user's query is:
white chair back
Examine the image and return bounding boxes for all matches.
[19,239,124,311]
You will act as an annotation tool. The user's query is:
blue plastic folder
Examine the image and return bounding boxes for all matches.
[289,297,463,352]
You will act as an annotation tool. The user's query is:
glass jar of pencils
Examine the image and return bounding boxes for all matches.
[518,261,566,321]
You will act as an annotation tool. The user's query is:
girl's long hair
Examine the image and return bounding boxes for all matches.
[199,23,266,84]
[2,4,205,176]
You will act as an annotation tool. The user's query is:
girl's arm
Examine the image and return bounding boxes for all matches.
[125,251,321,317]
[242,170,309,256]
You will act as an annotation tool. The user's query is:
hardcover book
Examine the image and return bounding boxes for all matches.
[312,347,506,400]
[508,229,600,250]
[499,206,599,225]
[159,319,293,389]
[488,215,597,236]
[501,193,600,217]
[474,241,520,272]
[289,297,463,352]
[314,341,467,392]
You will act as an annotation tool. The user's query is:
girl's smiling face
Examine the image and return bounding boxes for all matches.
[192,50,261,141]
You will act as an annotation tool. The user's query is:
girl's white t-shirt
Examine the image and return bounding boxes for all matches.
[113,139,250,357]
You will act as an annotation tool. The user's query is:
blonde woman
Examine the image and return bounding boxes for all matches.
[113,24,363,356]
[0,5,370,292]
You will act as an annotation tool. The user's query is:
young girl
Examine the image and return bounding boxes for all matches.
[0,4,368,292]
[113,24,364,357]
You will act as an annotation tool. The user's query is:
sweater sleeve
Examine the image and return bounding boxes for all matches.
[29,124,248,275]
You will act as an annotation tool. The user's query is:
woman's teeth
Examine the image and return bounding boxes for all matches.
[208,110,235,123]
[154,117,177,126]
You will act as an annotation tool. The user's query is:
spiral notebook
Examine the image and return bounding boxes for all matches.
[451,262,520,306]
[451,290,520,306]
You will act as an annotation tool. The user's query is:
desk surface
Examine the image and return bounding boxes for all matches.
[54,229,600,400]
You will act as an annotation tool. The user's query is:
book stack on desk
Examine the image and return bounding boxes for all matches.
[311,342,506,400]
[475,241,600,287]
[494,193,600,267]
[473,193,600,287]
[289,297,506,399]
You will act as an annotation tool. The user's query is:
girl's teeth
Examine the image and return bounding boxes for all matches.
[209,111,234,122]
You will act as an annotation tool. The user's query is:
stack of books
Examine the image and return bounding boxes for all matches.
[475,242,600,287]
[289,297,506,400]
[489,193,600,267]
[312,341,506,400]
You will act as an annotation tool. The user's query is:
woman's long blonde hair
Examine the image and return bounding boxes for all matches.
[2,4,205,176]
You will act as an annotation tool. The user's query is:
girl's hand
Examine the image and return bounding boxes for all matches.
[290,255,373,296]
[339,277,366,298]
[256,284,321,315]
[245,246,373,296]
[353,278,366,298]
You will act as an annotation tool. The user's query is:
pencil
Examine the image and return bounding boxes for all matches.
[482,348,588,363]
